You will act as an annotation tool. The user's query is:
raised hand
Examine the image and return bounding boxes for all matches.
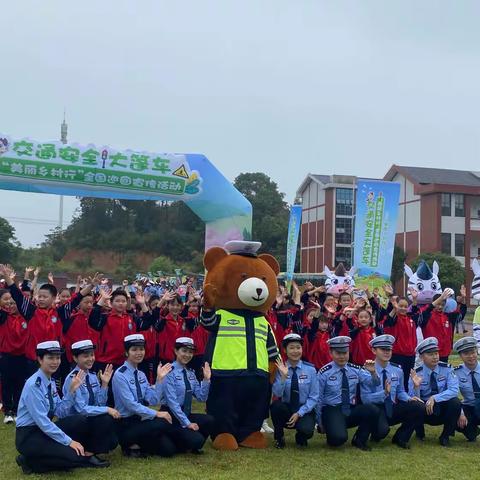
[135,290,146,305]
[364,359,376,374]
[460,284,467,298]
[383,284,394,297]
[122,279,129,287]
[69,370,86,393]
[0,264,15,285]
[157,362,173,382]
[33,266,41,277]
[88,272,103,287]
[202,362,211,381]
[99,364,114,386]
[48,272,54,284]
[25,266,35,276]
[410,369,422,389]
[275,357,289,378]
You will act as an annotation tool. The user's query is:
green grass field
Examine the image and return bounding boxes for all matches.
[0,333,476,480]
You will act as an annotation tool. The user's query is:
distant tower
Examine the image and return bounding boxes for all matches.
[58,110,68,229]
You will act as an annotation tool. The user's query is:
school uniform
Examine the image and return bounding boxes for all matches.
[304,318,331,369]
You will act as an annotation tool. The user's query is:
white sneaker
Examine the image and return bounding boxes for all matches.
[261,419,274,434]
[3,415,14,424]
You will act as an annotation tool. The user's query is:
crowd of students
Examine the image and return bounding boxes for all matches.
[0,262,479,474]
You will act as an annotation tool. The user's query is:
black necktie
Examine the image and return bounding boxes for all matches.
[290,367,300,412]
[183,369,193,417]
[133,370,143,404]
[341,368,351,416]
[47,384,55,420]
[430,371,439,395]
[85,374,95,406]
[383,369,393,418]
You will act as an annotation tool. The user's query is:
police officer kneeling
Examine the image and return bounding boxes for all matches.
[409,337,461,447]
[112,334,177,458]
[453,336,480,442]
[62,340,119,456]
[163,337,214,453]
[15,341,109,474]
[270,334,319,448]
[360,335,424,449]
[316,336,380,451]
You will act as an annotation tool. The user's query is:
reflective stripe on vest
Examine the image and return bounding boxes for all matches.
[211,309,269,372]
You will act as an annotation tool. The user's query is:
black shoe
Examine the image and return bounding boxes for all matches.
[87,455,110,468]
[191,449,204,455]
[392,437,410,449]
[16,455,33,475]
[295,433,308,447]
[274,437,286,449]
[351,434,371,451]
[439,436,450,447]
[122,447,146,458]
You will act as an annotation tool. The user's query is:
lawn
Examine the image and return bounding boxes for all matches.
[0,334,475,480]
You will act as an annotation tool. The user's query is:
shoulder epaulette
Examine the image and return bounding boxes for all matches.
[348,362,361,370]
[390,362,400,368]
[415,366,423,373]
[119,366,127,373]
[454,365,462,371]
[35,377,42,387]
[319,364,333,374]
[438,361,451,368]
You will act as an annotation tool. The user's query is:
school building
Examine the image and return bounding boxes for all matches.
[296,165,480,296]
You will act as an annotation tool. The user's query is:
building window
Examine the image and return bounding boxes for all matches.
[441,233,451,255]
[335,246,352,268]
[454,194,465,217]
[441,193,451,216]
[336,188,354,216]
[455,234,465,256]
[335,217,353,245]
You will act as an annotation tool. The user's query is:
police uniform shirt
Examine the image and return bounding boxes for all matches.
[163,361,211,427]
[112,361,164,420]
[62,367,108,416]
[317,361,379,417]
[16,369,76,446]
[408,362,459,402]
[454,363,480,407]
[272,360,319,416]
[360,361,411,404]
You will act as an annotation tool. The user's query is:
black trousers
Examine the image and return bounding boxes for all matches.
[457,404,480,441]
[270,400,315,442]
[0,353,27,415]
[370,401,424,443]
[116,415,177,457]
[206,375,269,443]
[321,404,379,447]
[16,415,93,473]
[390,354,415,390]
[422,397,462,438]
[162,408,214,452]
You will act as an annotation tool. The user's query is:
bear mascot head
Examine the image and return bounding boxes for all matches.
[203,240,280,313]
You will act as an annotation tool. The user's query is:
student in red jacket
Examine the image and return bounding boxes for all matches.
[418,289,457,362]
[304,312,332,369]
[382,291,420,389]
[186,297,209,380]
[0,289,28,423]
[346,307,383,366]
[138,294,160,384]
[0,264,98,376]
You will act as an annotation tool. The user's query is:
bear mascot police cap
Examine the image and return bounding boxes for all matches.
[201,240,280,451]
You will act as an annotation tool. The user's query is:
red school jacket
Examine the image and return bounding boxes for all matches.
[0,310,28,356]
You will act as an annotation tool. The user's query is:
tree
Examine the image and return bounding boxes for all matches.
[410,252,465,294]
[390,245,407,284]
[234,173,290,268]
[149,255,176,275]
[0,217,19,264]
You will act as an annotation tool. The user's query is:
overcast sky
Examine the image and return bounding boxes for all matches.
[2,1,480,247]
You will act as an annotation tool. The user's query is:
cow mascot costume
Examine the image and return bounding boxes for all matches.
[200,241,280,451]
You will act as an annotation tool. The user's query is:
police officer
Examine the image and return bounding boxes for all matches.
[453,336,480,442]
[409,337,461,446]
[62,340,120,455]
[15,341,109,474]
[112,334,177,457]
[316,336,380,451]
[163,337,214,453]
[360,335,425,449]
[271,333,319,449]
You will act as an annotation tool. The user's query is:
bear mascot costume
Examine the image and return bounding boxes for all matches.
[200,240,280,451]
